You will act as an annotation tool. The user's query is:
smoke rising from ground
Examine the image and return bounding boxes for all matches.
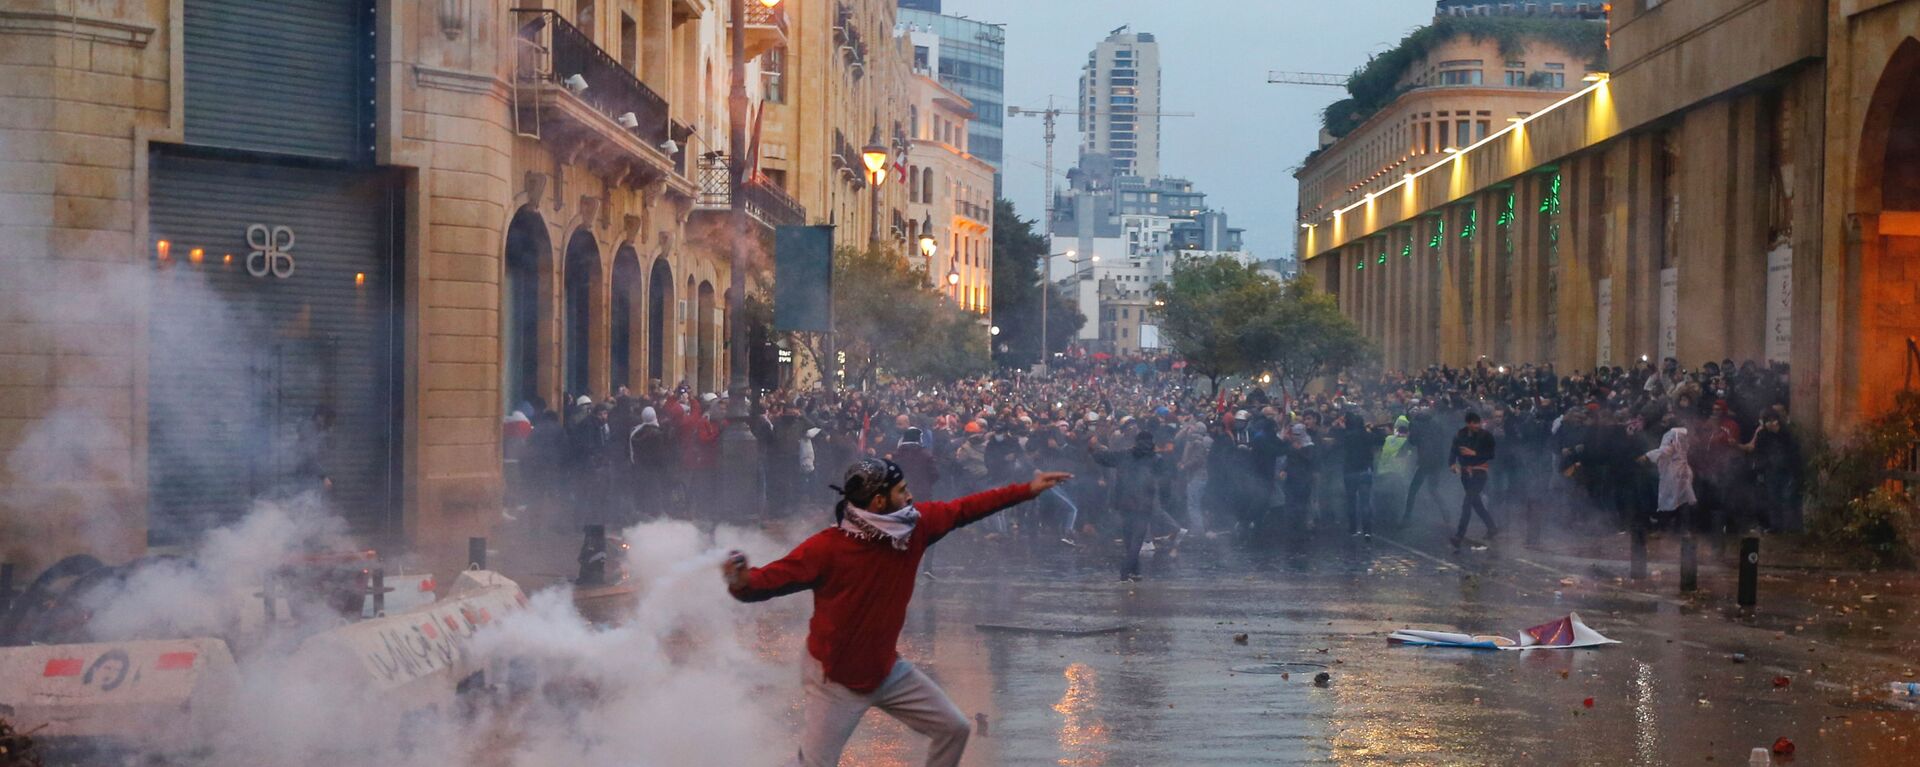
[46,500,810,766]
[0,250,814,764]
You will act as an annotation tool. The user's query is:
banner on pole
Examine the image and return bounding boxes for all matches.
[775,225,834,333]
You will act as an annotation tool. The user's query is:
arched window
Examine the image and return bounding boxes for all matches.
[563,230,600,398]
[503,206,550,412]
[648,258,673,385]
[610,246,640,393]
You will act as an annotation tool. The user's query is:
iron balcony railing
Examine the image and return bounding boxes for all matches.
[696,156,806,228]
[513,9,670,147]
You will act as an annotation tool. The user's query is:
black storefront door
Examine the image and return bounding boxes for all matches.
[147,152,400,544]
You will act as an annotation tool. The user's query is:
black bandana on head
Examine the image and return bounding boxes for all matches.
[829,458,904,522]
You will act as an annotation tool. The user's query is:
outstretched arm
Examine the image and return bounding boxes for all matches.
[920,471,1072,542]
[723,539,823,603]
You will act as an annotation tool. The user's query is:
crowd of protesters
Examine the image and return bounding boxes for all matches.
[502,350,1802,576]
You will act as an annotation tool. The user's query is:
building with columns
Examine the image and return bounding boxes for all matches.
[1297,0,1920,438]
[0,0,914,576]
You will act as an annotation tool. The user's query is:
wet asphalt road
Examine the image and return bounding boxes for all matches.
[807,527,1920,766]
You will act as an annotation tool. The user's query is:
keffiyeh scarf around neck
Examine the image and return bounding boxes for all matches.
[840,506,921,550]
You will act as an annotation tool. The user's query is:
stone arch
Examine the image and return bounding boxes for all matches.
[503,206,552,413]
[1858,37,1920,214]
[610,245,641,394]
[648,256,674,387]
[696,280,717,394]
[563,229,601,399]
[684,274,698,390]
[1847,37,1920,424]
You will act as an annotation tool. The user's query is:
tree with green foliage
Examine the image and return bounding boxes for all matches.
[1150,255,1283,393]
[1152,255,1375,396]
[802,243,989,388]
[1254,275,1377,402]
[990,199,1085,369]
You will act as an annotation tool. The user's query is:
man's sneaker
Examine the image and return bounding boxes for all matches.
[1449,535,1464,551]
[1059,536,1080,547]
[1170,528,1188,548]
[1141,540,1156,554]
[1363,532,1373,541]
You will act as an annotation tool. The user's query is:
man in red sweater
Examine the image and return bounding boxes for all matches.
[724,457,1071,767]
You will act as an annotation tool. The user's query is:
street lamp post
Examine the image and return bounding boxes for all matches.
[1040,251,1096,372]
[723,0,781,517]
[862,129,889,244]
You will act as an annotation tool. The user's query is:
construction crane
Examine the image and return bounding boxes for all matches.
[1006,97,1192,369]
[1267,70,1350,88]
[1006,98,1195,235]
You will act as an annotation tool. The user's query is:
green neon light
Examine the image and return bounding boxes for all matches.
[1402,244,1413,259]
[1429,217,1445,249]
[1539,173,1563,216]
[1460,208,1477,240]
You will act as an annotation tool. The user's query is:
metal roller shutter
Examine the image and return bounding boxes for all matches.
[147,151,399,544]
[183,0,374,162]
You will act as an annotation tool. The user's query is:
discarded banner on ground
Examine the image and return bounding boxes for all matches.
[1387,612,1618,650]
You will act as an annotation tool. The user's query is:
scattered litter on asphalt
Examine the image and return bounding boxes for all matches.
[1771,737,1794,755]
[1732,653,1749,664]
[1312,672,1332,687]
[1582,697,1594,708]
[1750,746,1772,766]
[1773,676,1791,688]
[975,621,1129,637]
[1232,633,1249,645]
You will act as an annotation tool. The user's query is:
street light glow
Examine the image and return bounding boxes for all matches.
[990,325,1000,336]
[759,0,782,7]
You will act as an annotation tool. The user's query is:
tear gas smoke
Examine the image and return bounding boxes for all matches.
[45,502,809,767]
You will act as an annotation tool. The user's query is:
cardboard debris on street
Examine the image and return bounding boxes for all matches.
[1387,612,1620,651]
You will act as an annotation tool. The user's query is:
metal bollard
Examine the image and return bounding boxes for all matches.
[1525,497,1542,547]
[578,525,609,586]
[1738,536,1759,608]
[1679,534,1698,592]
[469,536,488,570]
[371,567,387,616]
[1630,517,1649,581]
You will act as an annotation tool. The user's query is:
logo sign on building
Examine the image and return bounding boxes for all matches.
[1765,244,1792,363]
[245,224,295,278]
[1658,267,1678,361]
[775,225,834,333]
[1596,278,1612,366]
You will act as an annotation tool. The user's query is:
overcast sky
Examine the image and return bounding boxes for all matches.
[942,0,1437,262]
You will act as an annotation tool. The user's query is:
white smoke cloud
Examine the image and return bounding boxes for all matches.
[40,504,812,767]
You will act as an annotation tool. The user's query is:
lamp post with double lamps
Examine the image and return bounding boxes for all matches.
[862,128,890,243]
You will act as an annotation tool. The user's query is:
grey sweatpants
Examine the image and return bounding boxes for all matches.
[792,656,970,767]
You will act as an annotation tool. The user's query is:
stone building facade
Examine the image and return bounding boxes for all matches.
[1296,30,1604,224]
[904,69,994,313]
[1297,0,1920,438]
[0,0,913,575]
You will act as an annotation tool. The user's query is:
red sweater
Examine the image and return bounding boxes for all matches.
[730,483,1039,693]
